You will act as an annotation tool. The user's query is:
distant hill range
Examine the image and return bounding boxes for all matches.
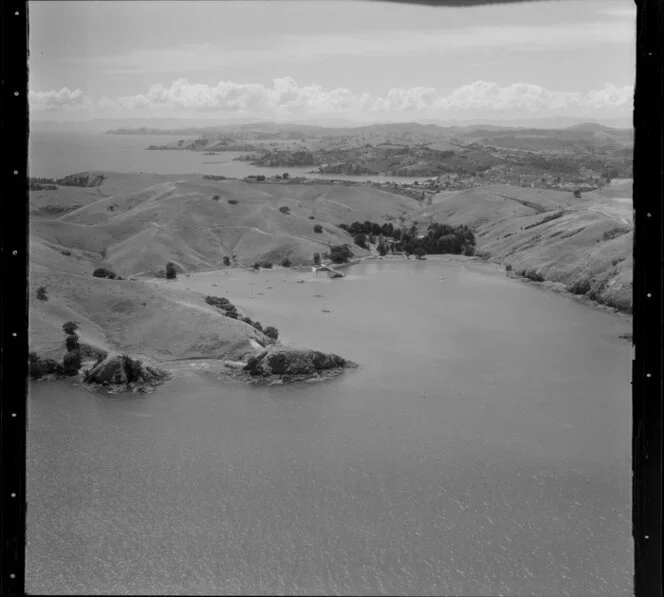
[108,120,632,189]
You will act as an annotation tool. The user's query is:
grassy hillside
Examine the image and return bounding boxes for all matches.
[30,173,421,275]
[28,173,422,364]
[407,182,632,311]
[29,263,270,363]
[29,170,632,365]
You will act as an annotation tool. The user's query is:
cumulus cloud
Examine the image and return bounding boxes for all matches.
[113,78,634,118]
[30,79,634,120]
[29,87,92,111]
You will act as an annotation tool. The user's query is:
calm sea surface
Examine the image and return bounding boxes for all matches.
[27,259,633,595]
[28,130,429,183]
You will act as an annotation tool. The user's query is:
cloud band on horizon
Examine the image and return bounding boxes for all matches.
[29,78,634,120]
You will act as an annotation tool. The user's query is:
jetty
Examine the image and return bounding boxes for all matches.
[312,265,345,278]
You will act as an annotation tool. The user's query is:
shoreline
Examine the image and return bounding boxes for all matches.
[30,254,630,394]
[167,252,632,317]
[332,254,633,317]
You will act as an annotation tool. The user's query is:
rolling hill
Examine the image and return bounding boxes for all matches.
[29,172,632,367]
[406,181,632,311]
[30,173,421,276]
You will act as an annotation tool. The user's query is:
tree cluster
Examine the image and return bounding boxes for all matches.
[205,296,279,341]
[339,220,475,256]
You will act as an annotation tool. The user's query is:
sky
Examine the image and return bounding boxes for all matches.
[28,0,636,125]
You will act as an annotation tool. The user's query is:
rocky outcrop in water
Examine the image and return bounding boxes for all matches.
[84,354,171,393]
[241,346,357,384]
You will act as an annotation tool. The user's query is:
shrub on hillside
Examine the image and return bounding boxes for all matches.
[242,316,253,325]
[212,194,221,201]
[252,321,263,332]
[93,267,118,279]
[223,256,231,266]
[28,352,61,380]
[62,351,82,375]
[165,262,177,280]
[505,263,513,272]
[523,210,564,230]
[279,206,290,215]
[521,269,545,283]
[259,261,273,269]
[228,199,239,205]
[313,224,323,233]
[253,262,261,271]
[602,227,629,242]
[309,216,315,220]
[264,326,279,340]
[567,278,592,295]
[313,253,321,266]
[205,296,231,310]
[475,251,491,260]
[281,258,292,267]
[62,321,79,335]
[36,286,48,301]
[28,352,42,380]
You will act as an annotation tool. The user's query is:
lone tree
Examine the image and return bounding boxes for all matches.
[65,333,80,352]
[313,224,323,233]
[165,262,177,280]
[62,321,79,335]
[282,172,290,180]
[264,326,279,340]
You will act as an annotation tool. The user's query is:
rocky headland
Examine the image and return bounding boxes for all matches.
[237,346,357,385]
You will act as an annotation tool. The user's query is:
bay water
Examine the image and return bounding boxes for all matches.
[27,258,632,595]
